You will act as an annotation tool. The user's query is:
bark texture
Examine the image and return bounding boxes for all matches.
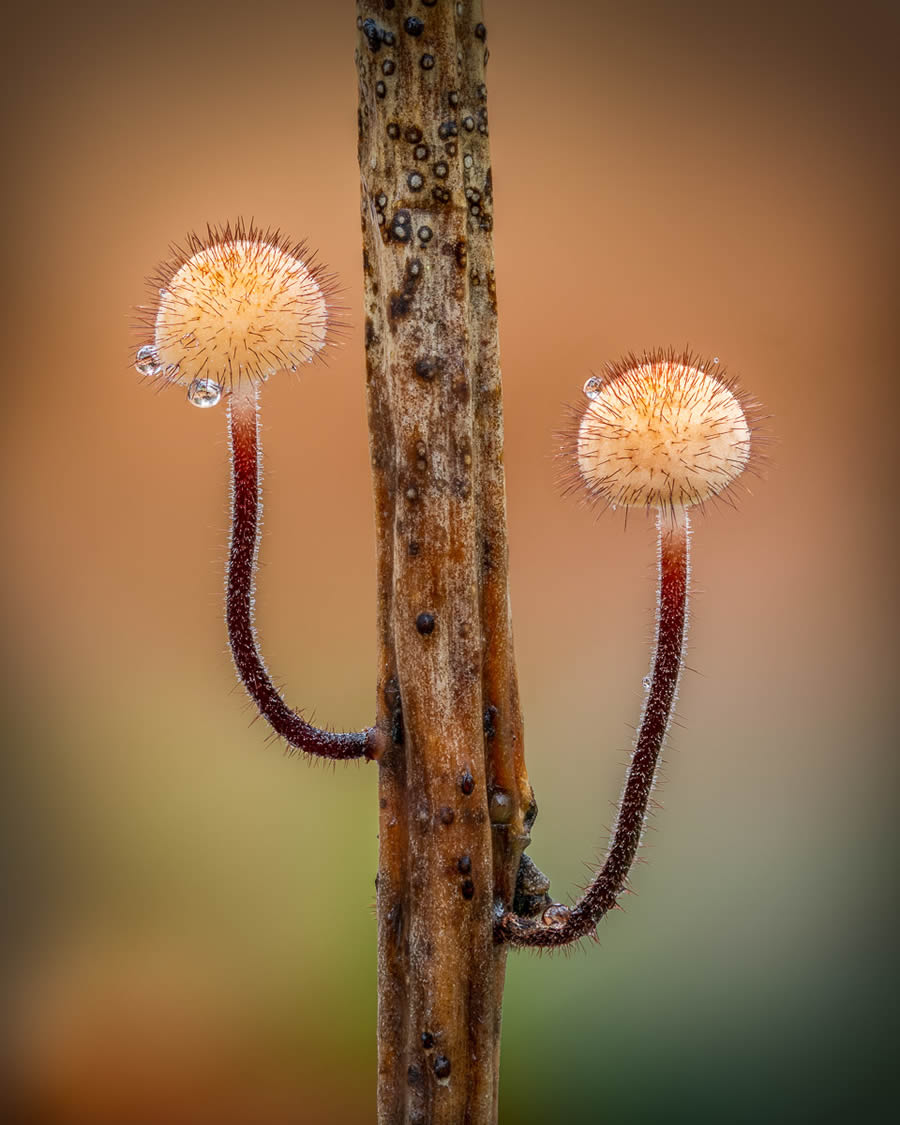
[356,3,533,1121]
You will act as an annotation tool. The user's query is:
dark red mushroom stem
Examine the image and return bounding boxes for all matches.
[497,512,690,946]
[227,387,375,761]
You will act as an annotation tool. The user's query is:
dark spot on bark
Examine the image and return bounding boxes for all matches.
[389,254,423,319]
[416,612,436,635]
[482,536,495,572]
[475,22,487,41]
[375,81,386,98]
[379,797,388,809]
[408,540,421,556]
[438,120,458,139]
[405,17,424,36]
[414,355,441,380]
[421,1030,435,1049]
[483,704,497,740]
[382,59,395,75]
[417,226,433,243]
[454,240,467,269]
[439,806,455,826]
[434,1055,451,1079]
[461,879,475,900]
[420,53,435,69]
[408,1064,423,1088]
[457,854,472,874]
[364,318,376,348]
[433,161,448,178]
[387,122,400,139]
[362,19,383,52]
[432,186,451,204]
[460,770,475,795]
[404,125,423,144]
[389,209,413,245]
[524,795,539,832]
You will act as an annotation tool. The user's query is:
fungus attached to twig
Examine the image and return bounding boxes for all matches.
[498,348,762,946]
[136,221,375,760]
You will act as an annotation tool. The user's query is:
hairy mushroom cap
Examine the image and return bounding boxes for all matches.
[575,350,755,518]
[137,221,336,396]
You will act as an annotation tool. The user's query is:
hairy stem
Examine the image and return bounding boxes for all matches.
[498,511,690,946]
[227,388,373,760]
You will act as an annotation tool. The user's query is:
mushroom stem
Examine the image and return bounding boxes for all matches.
[226,387,374,760]
[497,510,690,945]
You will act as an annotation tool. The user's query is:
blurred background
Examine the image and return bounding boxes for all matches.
[2,0,897,1121]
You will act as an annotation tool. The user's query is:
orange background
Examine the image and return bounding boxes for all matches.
[3,1,897,1121]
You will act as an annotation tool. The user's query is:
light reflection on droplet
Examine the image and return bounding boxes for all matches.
[583,375,603,400]
[541,904,571,930]
[186,377,223,408]
[135,345,162,377]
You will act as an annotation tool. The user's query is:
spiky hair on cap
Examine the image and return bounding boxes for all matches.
[563,348,764,521]
[135,220,341,393]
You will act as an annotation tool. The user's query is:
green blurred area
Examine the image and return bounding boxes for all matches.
[3,0,898,1121]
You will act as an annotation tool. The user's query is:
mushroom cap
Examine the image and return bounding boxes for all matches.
[576,352,753,515]
[140,223,334,394]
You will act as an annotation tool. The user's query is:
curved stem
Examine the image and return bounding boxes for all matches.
[227,387,375,760]
[498,510,690,946]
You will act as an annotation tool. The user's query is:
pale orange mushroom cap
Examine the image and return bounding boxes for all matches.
[576,353,753,517]
[137,224,333,401]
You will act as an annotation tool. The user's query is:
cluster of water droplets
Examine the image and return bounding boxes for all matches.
[134,347,222,408]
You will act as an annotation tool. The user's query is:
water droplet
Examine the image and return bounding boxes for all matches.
[135,345,162,377]
[542,904,571,930]
[489,790,513,824]
[583,375,603,400]
[187,377,222,408]
[713,356,720,364]
[642,675,651,689]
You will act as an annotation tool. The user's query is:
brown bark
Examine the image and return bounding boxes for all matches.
[356,3,532,1121]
